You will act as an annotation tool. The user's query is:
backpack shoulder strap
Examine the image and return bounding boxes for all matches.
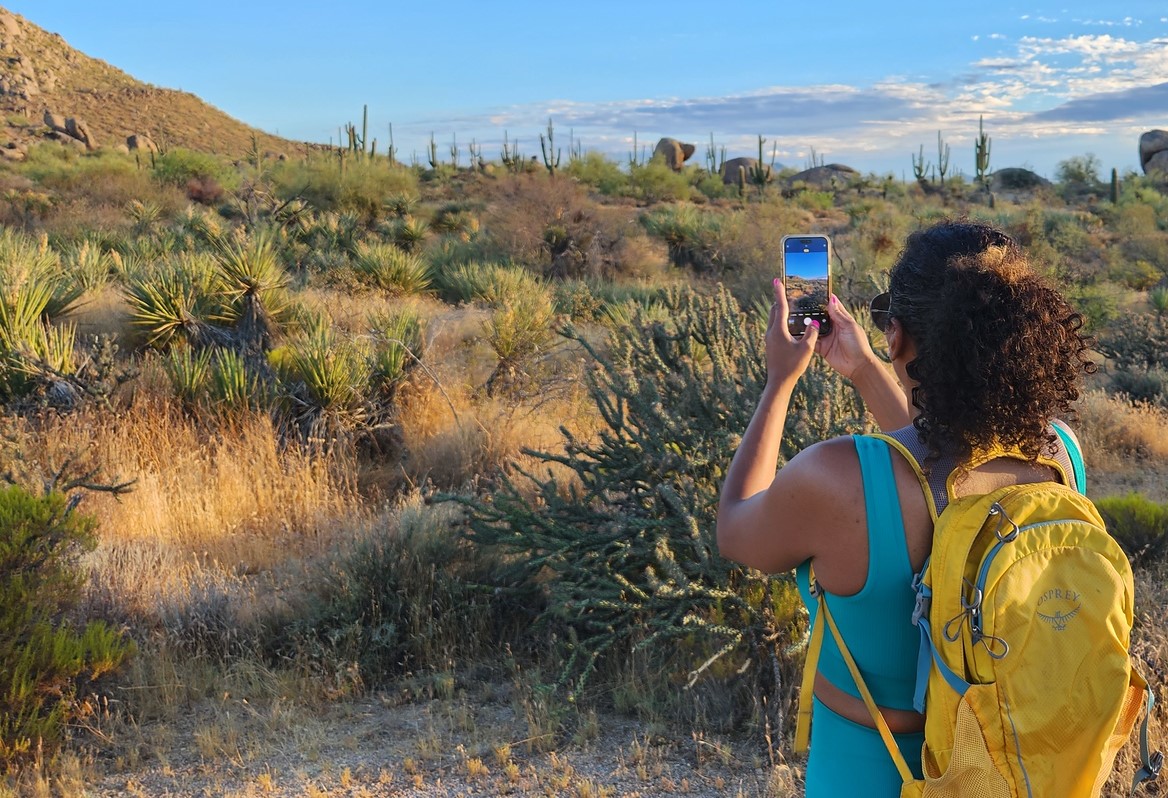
[795,579,917,785]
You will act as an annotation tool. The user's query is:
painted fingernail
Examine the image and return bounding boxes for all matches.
[773,277,781,287]
[830,295,838,305]
[810,320,821,329]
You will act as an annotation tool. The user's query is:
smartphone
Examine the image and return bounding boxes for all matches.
[781,235,832,337]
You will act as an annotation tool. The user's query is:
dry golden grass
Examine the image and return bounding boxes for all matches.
[1075,389,1168,501]
[8,386,359,627]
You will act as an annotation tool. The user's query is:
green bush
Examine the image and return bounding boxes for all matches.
[1096,492,1168,564]
[0,487,134,766]
[628,159,692,203]
[269,156,417,221]
[565,152,629,196]
[152,148,238,192]
[640,205,723,272]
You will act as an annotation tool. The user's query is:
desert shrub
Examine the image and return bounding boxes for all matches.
[447,286,867,739]
[628,159,692,203]
[483,174,633,279]
[278,500,504,684]
[433,260,542,307]
[0,487,134,767]
[269,156,417,222]
[553,279,602,321]
[1073,390,1168,470]
[1096,493,1168,564]
[152,148,238,193]
[1064,280,1126,333]
[1097,312,1168,373]
[640,205,723,273]
[565,152,628,196]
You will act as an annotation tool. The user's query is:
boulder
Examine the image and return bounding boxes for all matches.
[652,137,696,171]
[1140,130,1168,174]
[0,147,26,162]
[42,110,67,134]
[788,164,859,188]
[65,117,97,150]
[991,167,1051,191]
[1146,150,1168,176]
[126,133,158,153]
[720,157,770,185]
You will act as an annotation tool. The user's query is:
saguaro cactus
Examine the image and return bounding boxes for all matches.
[975,115,992,187]
[936,131,950,186]
[912,145,931,185]
[540,117,561,177]
[1110,167,1120,204]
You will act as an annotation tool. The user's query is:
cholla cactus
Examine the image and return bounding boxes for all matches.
[448,286,868,745]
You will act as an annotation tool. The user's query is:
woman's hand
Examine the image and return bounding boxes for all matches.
[766,278,820,390]
[814,295,877,381]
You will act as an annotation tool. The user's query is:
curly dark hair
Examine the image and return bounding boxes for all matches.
[888,220,1095,461]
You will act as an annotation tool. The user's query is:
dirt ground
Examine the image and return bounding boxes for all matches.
[82,687,795,798]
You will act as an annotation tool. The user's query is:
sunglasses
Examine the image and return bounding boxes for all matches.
[869,292,892,333]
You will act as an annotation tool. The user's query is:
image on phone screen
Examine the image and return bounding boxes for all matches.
[782,236,831,337]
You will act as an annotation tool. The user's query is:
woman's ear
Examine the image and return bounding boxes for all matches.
[885,318,915,363]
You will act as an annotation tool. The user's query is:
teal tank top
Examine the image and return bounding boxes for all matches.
[795,435,920,711]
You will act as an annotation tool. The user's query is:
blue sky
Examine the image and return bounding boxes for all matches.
[6,1,1167,178]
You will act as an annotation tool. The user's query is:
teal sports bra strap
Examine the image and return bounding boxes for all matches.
[1051,420,1086,495]
[852,435,910,588]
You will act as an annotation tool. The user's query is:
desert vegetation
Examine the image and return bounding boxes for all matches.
[0,127,1167,797]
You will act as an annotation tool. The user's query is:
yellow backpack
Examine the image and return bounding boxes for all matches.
[796,433,1161,798]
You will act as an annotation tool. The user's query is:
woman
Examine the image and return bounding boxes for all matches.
[716,221,1093,796]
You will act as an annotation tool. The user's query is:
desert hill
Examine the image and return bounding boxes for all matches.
[0,6,305,158]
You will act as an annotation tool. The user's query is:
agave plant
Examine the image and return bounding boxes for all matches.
[172,205,224,246]
[352,242,432,295]
[384,192,416,218]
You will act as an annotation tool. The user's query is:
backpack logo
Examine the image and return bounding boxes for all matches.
[1037,588,1081,631]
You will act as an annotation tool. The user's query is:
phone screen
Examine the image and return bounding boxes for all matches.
[782,235,831,337]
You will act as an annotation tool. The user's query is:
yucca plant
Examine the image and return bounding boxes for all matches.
[172,205,224,246]
[124,253,226,349]
[484,287,558,396]
[434,261,542,308]
[0,230,83,324]
[277,319,371,432]
[384,192,416,218]
[127,198,164,235]
[207,348,266,412]
[213,229,294,355]
[352,242,432,295]
[388,217,429,253]
[368,307,425,403]
[163,346,212,405]
[60,239,117,291]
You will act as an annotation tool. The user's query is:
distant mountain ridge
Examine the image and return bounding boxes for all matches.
[0,6,303,156]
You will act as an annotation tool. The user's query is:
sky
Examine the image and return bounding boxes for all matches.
[5,1,1167,179]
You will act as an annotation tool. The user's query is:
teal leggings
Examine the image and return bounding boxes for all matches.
[804,697,924,797]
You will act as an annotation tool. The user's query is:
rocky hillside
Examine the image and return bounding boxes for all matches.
[0,6,304,158]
